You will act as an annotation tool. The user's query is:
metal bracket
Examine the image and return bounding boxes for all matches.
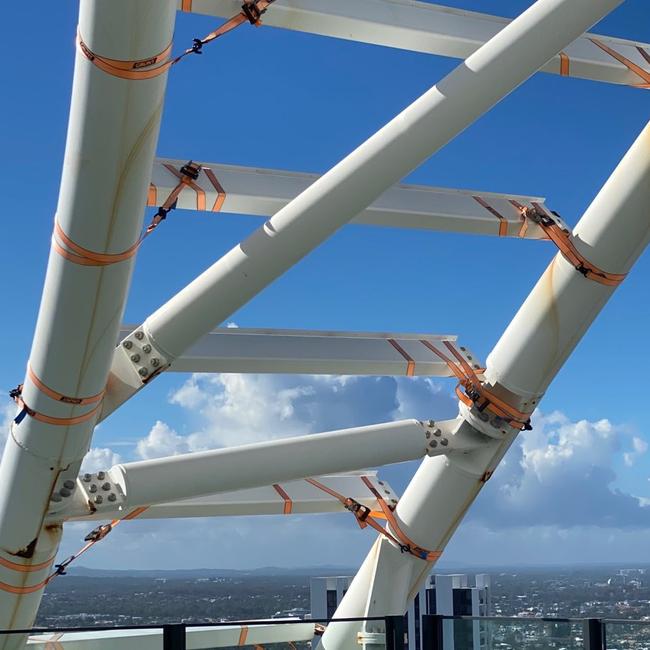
[118,326,170,384]
[77,470,126,513]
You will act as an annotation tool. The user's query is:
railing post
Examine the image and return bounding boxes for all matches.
[421,615,444,650]
[583,619,604,650]
[385,615,406,650]
[163,623,186,650]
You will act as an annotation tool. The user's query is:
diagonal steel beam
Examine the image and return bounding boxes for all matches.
[102,0,622,422]
[150,158,550,239]
[179,0,650,88]
[321,119,650,649]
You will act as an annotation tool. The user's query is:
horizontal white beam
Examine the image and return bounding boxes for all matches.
[28,620,315,650]
[117,326,484,377]
[150,158,549,239]
[62,472,399,521]
[178,0,650,88]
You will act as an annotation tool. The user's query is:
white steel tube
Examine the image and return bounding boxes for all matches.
[0,1,176,638]
[321,121,650,650]
[486,121,650,400]
[110,420,430,508]
[136,0,623,370]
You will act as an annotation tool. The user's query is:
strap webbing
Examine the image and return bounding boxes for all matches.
[78,1,276,81]
[306,477,442,562]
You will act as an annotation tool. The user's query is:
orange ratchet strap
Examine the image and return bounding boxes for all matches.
[589,38,650,89]
[514,202,626,287]
[10,366,104,427]
[306,477,441,562]
[0,508,147,594]
[45,507,149,585]
[273,484,293,514]
[420,339,532,431]
[78,1,276,81]
[52,160,208,269]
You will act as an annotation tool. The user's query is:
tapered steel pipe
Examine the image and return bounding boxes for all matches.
[111,0,623,412]
[0,1,176,639]
[107,419,432,509]
[321,119,650,649]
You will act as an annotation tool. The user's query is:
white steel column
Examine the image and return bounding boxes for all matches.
[321,122,650,650]
[0,1,176,640]
[104,0,623,418]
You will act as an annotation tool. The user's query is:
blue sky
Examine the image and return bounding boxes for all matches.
[1,1,649,569]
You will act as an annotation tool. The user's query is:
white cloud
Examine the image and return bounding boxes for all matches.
[135,420,191,460]
[81,447,123,473]
[624,436,648,467]
[471,410,649,529]
[0,398,16,448]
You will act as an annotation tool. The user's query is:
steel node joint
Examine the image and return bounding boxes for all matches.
[118,326,170,384]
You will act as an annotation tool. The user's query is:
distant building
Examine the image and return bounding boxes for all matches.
[310,573,490,650]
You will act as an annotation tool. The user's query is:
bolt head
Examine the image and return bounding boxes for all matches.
[429,440,438,448]
[135,331,144,340]
[151,358,160,368]
[427,419,435,427]
[108,493,117,502]
[441,438,449,446]
[123,340,133,350]
[59,488,71,498]
[434,429,442,437]
[142,344,152,354]
[89,484,98,493]
[97,471,105,480]
[63,480,75,490]
[94,495,103,504]
[130,353,141,363]
[83,473,92,482]
[102,482,111,491]
[51,493,63,503]
[138,367,149,377]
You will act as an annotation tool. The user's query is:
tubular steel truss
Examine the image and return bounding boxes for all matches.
[0,1,648,649]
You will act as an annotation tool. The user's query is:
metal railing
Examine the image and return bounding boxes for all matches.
[2,614,648,649]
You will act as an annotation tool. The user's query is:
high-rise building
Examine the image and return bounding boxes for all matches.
[310,573,490,649]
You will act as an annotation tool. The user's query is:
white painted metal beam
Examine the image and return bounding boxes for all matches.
[59,419,474,518]
[104,0,616,423]
[117,326,483,377]
[60,472,399,521]
[150,159,549,239]
[179,0,650,88]
[321,117,650,649]
[28,620,315,650]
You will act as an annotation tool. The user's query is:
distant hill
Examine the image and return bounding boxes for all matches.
[68,565,357,578]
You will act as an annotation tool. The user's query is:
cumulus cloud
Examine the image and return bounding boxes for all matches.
[472,410,649,530]
[143,372,457,454]
[80,447,123,473]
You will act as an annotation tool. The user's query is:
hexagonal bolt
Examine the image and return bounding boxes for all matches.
[441,438,449,446]
[108,493,117,502]
[82,473,92,482]
[97,471,105,480]
[59,488,71,498]
[89,484,98,493]
[94,495,103,504]
[429,440,438,448]
[434,429,442,437]
[63,480,75,490]
[130,353,141,363]
[427,419,435,427]
[101,482,111,491]
[142,344,152,354]
[138,367,149,377]
[151,358,161,368]
[135,331,144,340]
[123,340,133,350]
[50,493,63,503]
